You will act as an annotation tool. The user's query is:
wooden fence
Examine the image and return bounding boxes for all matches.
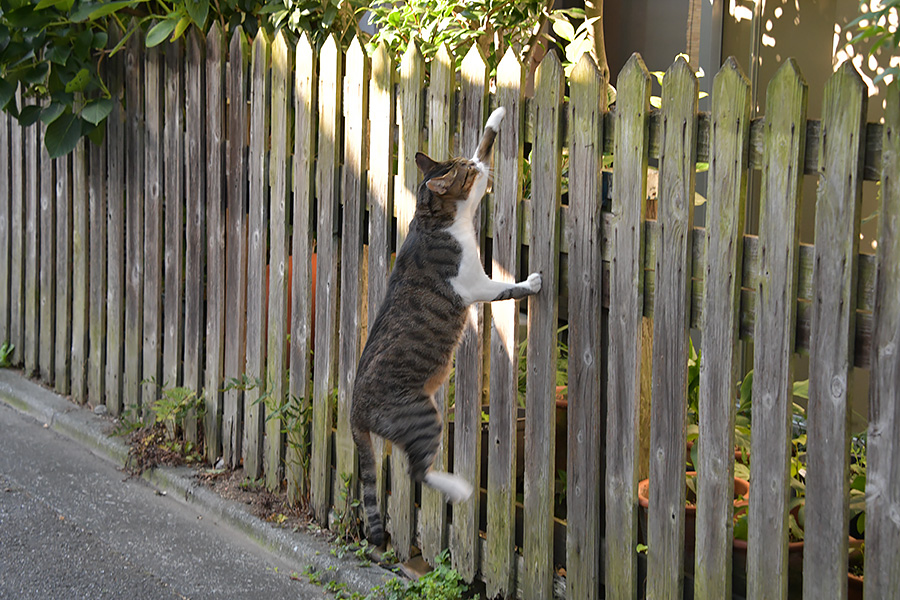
[0,23,898,600]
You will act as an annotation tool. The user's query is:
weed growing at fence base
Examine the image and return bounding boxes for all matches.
[0,342,13,367]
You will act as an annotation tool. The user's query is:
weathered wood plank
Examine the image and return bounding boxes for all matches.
[803,62,866,600]
[88,131,107,404]
[605,54,651,600]
[163,39,184,400]
[244,30,270,479]
[522,51,562,600]
[23,104,39,377]
[287,33,315,503]
[183,29,206,440]
[54,152,72,395]
[0,113,9,351]
[647,57,697,600]
[143,42,164,418]
[865,81,900,598]
[124,28,144,415]
[205,23,226,465]
[264,30,290,489]
[365,41,394,525]
[694,58,750,600]
[39,119,56,384]
[310,33,341,523]
[336,36,368,503]
[451,43,488,582]
[10,98,25,366]
[223,30,246,468]
[418,43,453,566]
[565,52,605,600]
[106,25,125,414]
[388,40,422,559]
[746,59,807,600]
[71,141,89,403]
[484,47,522,598]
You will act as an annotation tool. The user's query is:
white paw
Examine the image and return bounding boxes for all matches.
[425,472,473,504]
[525,272,542,294]
[486,106,506,131]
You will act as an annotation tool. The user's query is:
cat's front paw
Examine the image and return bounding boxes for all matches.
[525,272,542,294]
[486,106,506,131]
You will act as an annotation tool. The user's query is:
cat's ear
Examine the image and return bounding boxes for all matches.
[415,152,438,174]
[425,168,455,195]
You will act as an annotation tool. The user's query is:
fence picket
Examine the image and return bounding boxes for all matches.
[803,62,867,600]
[143,43,163,416]
[866,81,900,597]
[205,23,227,466]
[24,106,39,377]
[288,33,316,503]
[106,26,125,414]
[648,57,698,599]
[605,54,651,600]
[124,28,144,414]
[88,135,107,404]
[54,152,72,395]
[747,59,808,599]
[695,58,750,599]
[310,34,341,523]
[388,40,423,559]
[39,120,56,384]
[264,30,290,489]
[0,113,8,350]
[365,41,394,526]
[484,46,524,598]
[71,141,88,402]
[10,98,24,365]
[336,36,368,503]
[418,43,454,565]
[223,30,246,468]
[244,30,270,479]
[565,52,605,600]
[163,39,185,403]
[451,44,488,582]
[523,50,563,600]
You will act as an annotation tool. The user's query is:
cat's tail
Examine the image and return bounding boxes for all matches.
[353,426,384,546]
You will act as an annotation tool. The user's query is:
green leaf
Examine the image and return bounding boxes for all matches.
[552,18,575,42]
[792,379,809,399]
[71,2,99,22]
[80,97,112,124]
[146,19,177,47]
[65,67,90,92]
[86,0,139,20]
[40,101,65,124]
[35,0,69,10]
[321,2,337,28]
[173,15,191,40]
[0,77,15,111]
[18,104,42,126]
[45,44,71,65]
[92,32,108,49]
[45,112,83,157]
[185,0,209,29]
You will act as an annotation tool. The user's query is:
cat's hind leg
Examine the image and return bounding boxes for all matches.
[352,425,385,546]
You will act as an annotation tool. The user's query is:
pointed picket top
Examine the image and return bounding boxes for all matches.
[295,31,314,67]
[662,54,698,101]
[829,58,867,96]
[713,56,749,92]
[462,42,488,77]
[570,51,600,89]
[272,29,289,63]
[229,22,244,54]
[401,38,424,72]
[766,57,807,100]
[497,46,523,80]
[207,18,224,50]
[535,48,563,86]
[346,34,366,65]
[436,42,454,70]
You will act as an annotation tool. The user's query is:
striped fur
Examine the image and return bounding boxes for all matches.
[351,107,541,546]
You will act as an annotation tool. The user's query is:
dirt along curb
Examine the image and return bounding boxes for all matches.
[0,367,399,597]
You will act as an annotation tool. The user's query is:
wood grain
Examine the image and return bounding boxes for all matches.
[523,51,562,600]
[23,101,39,376]
[803,62,866,600]
[71,144,88,402]
[54,151,72,395]
[0,113,9,350]
[647,57,697,600]
[864,81,900,598]
[10,98,24,365]
[747,59,808,600]
[694,58,749,600]
[39,118,56,384]
[451,43,487,582]
[223,30,246,468]
[605,54,651,600]
[88,129,107,405]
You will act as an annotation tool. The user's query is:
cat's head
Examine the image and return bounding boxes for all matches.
[413,107,506,225]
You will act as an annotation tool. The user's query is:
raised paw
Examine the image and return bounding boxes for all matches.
[425,471,473,504]
[525,272,542,294]
[486,106,506,131]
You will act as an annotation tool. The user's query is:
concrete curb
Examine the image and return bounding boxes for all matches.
[0,368,398,597]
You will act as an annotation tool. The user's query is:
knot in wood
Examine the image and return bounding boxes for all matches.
[830,374,846,399]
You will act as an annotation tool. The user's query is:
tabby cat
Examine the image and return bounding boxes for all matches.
[351,107,542,546]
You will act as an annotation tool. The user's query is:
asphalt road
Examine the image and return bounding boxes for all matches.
[0,400,337,600]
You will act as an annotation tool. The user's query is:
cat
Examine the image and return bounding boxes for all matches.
[350,106,542,546]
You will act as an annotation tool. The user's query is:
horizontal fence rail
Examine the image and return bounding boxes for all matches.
[0,26,897,600]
